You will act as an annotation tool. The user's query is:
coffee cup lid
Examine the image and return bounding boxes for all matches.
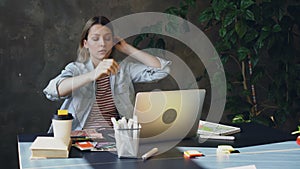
[53,113,73,120]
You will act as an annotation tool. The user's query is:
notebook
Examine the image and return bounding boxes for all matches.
[30,137,71,159]
[133,89,206,143]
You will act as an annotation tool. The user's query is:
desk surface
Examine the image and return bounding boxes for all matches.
[178,141,300,169]
[18,123,297,169]
[18,141,202,169]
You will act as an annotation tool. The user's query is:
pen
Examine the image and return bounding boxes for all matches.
[142,148,158,160]
[199,135,235,140]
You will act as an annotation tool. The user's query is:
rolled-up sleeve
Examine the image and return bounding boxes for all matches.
[128,57,171,83]
[43,63,78,101]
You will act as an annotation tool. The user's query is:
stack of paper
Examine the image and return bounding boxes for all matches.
[30,137,71,159]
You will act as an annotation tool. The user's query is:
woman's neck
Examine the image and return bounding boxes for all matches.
[91,58,102,68]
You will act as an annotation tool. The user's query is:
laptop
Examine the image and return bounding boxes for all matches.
[133,89,206,143]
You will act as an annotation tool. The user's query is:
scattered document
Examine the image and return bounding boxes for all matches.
[71,129,104,139]
[198,120,241,136]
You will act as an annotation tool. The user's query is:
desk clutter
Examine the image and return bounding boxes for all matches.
[30,136,72,159]
[182,145,239,159]
[22,120,299,169]
[29,110,118,159]
[29,114,147,159]
[70,129,117,152]
[30,110,73,159]
[216,145,240,154]
[29,117,243,159]
[198,120,241,140]
[111,116,141,158]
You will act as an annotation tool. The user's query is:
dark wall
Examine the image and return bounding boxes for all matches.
[0,0,211,168]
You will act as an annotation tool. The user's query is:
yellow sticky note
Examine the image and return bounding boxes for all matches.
[217,145,235,154]
[58,109,68,115]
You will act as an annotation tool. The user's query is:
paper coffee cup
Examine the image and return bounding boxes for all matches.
[52,110,73,144]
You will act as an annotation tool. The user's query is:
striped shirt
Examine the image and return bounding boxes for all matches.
[84,76,118,129]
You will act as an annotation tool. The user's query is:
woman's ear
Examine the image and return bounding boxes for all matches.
[83,39,88,48]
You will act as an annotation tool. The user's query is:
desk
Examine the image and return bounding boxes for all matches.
[178,141,300,169]
[18,139,201,169]
[18,123,297,169]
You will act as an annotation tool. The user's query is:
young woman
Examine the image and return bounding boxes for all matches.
[43,16,171,131]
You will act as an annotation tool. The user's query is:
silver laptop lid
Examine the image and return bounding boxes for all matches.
[133,89,206,143]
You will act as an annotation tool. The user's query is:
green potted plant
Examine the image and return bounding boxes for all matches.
[162,0,300,131]
[133,0,300,131]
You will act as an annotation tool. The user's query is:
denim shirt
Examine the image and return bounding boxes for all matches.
[43,57,171,131]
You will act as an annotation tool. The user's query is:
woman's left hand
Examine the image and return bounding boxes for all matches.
[114,36,161,68]
[114,36,135,55]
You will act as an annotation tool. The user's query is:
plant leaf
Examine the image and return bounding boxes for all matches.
[245,9,255,21]
[155,38,166,49]
[198,8,213,23]
[212,0,227,21]
[235,21,247,38]
[232,114,247,123]
[224,10,236,27]
[251,69,264,84]
[262,26,271,32]
[241,0,255,9]
[216,39,231,51]
[132,35,145,47]
[230,33,237,44]
[272,24,281,32]
[219,27,227,37]
[147,37,154,48]
[179,4,189,18]
[165,7,179,16]
[237,47,250,61]
[243,28,258,43]
[256,30,270,48]
[185,0,196,6]
[165,21,179,36]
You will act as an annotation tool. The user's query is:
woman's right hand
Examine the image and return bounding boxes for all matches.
[57,59,119,97]
[90,59,119,81]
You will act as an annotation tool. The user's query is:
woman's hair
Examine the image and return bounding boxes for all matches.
[77,16,114,63]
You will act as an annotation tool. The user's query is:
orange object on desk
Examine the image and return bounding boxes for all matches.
[184,150,204,158]
[75,141,94,150]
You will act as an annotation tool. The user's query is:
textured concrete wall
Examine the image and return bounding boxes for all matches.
[0,0,212,168]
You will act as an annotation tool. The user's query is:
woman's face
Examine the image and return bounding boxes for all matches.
[84,24,113,65]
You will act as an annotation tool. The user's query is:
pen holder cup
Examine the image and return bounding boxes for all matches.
[114,128,140,158]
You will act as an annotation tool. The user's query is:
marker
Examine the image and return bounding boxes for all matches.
[133,115,138,129]
[127,119,134,128]
[111,117,119,129]
[142,148,158,160]
[118,117,128,129]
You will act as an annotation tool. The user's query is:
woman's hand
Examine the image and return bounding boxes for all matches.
[90,59,119,81]
[57,59,119,97]
[114,37,135,55]
[114,36,161,68]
